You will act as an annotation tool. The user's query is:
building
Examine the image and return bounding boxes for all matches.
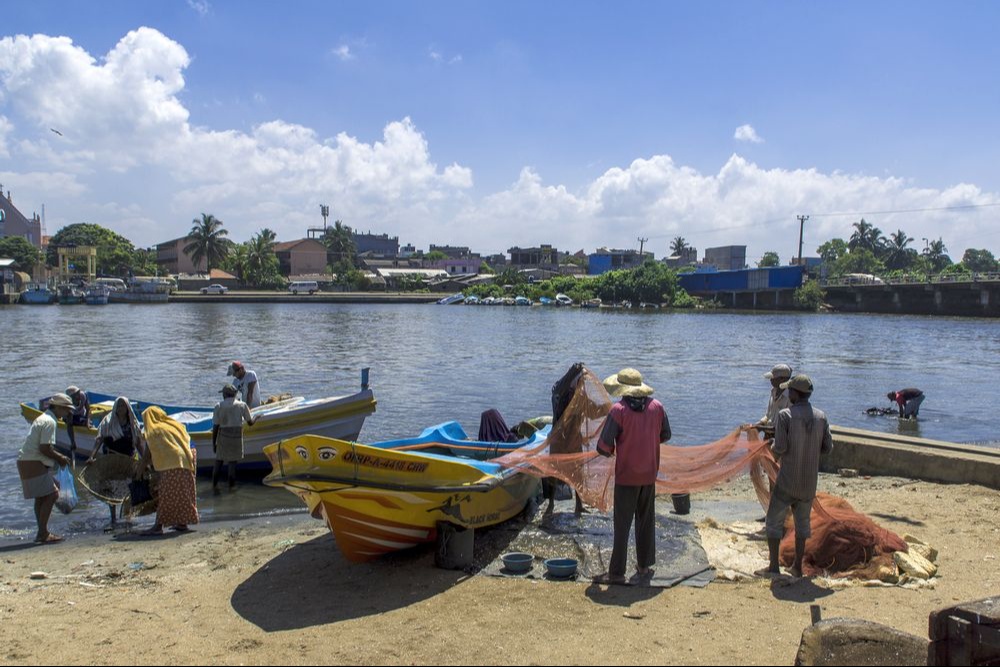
[399,243,417,258]
[704,245,747,271]
[157,237,203,275]
[429,244,472,259]
[0,185,43,248]
[508,244,559,270]
[587,248,653,275]
[274,238,329,277]
[429,256,481,276]
[485,253,508,269]
[377,267,448,290]
[352,231,399,257]
[664,247,698,268]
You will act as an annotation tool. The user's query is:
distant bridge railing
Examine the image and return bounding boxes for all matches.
[823,272,1000,287]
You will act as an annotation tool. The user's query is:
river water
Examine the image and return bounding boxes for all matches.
[2,302,997,534]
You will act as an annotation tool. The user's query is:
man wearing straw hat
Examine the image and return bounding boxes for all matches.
[593,368,671,585]
[755,364,792,431]
[16,393,74,544]
[757,374,833,578]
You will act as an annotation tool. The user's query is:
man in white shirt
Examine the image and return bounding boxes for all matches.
[227,360,262,408]
[17,393,74,544]
[212,384,256,491]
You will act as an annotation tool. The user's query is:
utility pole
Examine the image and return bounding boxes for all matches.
[796,215,809,266]
[638,237,648,257]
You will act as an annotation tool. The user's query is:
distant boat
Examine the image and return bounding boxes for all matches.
[555,293,573,306]
[84,284,111,305]
[514,296,532,306]
[539,296,554,306]
[436,293,465,305]
[20,286,56,305]
[464,295,480,305]
[581,298,602,309]
[482,296,496,305]
[639,302,660,309]
[109,278,171,304]
[57,285,86,305]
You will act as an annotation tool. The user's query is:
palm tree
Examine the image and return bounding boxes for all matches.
[848,219,885,256]
[227,243,250,284]
[670,236,690,256]
[184,213,231,274]
[924,237,951,272]
[321,220,356,266]
[245,230,280,288]
[884,229,916,270]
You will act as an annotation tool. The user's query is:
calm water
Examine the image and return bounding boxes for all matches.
[2,302,998,534]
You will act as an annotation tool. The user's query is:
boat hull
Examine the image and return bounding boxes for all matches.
[264,435,541,562]
[20,390,377,471]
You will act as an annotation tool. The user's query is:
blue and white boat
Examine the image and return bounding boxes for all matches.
[369,420,551,461]
[514,296,532,306]
[20,286,55,304]
[436,293,466,305]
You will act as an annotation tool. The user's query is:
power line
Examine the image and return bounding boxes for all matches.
[807,202,1000,218]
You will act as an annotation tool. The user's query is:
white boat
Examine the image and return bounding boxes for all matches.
[436,293,466,305]
[514,296,532,306]
[85,284,111,305]
[464,295,480,305]
[555,293,573,306]
[19,376,377,471]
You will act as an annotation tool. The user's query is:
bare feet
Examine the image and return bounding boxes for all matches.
[34,533,63,544]
[140,526,164,536]
[592,572,628,585]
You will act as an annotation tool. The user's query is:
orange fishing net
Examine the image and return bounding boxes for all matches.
[496,367,908,577]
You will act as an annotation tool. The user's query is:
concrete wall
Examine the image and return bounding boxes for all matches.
[825,281,1000,317]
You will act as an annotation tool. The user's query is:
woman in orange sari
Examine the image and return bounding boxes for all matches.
[136,406,199,535]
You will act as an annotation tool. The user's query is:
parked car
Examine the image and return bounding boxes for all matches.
[201,284,229,295]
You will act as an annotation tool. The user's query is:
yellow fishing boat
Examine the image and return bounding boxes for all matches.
[263,429,544,562]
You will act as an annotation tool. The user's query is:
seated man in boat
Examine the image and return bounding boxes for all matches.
[212,383,257,492]
[887,387,924,419]
[227,360,262,409]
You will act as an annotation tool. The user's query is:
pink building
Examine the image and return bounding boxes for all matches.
[156,237,203,274]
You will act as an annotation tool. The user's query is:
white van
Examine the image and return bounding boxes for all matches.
[288,280,319,295]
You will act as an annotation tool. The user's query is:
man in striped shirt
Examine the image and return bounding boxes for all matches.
[757,374,833,578]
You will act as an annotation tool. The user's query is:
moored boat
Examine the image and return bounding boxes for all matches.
[555,293,573,306]
[84,284,111,305]
[436,293,465,305]
[19,378,377,471]
[20,286,56,304]
[263,424,546,561]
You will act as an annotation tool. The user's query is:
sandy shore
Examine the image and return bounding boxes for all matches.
[2,473,998,666]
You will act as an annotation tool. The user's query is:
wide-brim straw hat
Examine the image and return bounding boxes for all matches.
[48,393,75,408]
[602,368,655,398]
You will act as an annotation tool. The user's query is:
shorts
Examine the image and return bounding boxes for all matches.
[765,486,814,540]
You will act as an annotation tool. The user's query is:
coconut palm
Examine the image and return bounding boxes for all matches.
[924,237,952,272]
[183,213,232,274]
[322,220,356,265]
[848,219,885,256]
[245,230,282,288]
[884,229,917,270]
[670,236,690,256]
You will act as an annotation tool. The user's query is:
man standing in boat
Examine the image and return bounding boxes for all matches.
[594,368,671,585]
[227,361,262,409]
[757,374,833,578]
[212,384,256,492]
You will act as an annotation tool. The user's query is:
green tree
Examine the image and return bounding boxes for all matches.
[130,247,159,276]
[495,267,526,287]
[243,230,284,289]
[593,260,679,305]
[0,236,43,270]
[222,243,250,284]
[884,229,917,271]
[321,220,355,266]
[478,261,495,274]
[757,251,780,268]
[670,236,690,255]
[923,237,951,272]
[183,213,231,273]
[961,248,998,273]
[834,248,884,276]
[424,250,448,262]
[794,280,827,311]
[818,238,849,264]
[848,219,886,256]
[46,222,138,276]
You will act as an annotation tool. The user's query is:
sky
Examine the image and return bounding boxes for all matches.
[1,1,999,264]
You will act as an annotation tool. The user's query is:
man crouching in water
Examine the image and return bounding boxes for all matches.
[757,374,833,578]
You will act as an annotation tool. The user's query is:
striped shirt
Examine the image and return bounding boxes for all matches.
[771,400,833,501]
[760,387,791,427]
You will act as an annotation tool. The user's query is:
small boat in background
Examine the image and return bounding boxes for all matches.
[464,295,480,305]
[84,284,111,305]
[555,293,573,306]
[581,298,602,309]
[539,296,554,306]
[436,293,465,305]
[514,295,532,306]
[20,285,56,304]
[57,284,86,305]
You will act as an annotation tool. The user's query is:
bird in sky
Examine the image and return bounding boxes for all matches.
[49,128,63,136]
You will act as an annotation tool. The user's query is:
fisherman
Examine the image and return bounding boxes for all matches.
[757,374,833,578]
[212,384,256,492]
[593,368,671,585]
[17,393,74,544]
[227,361,262,409]
[887,387,924,419]
[64,385,91,456]
[755,364,792,431]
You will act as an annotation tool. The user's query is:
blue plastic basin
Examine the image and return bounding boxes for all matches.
[501,552,534,573]
[544,558,578,578]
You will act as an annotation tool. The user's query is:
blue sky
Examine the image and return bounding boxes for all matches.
[2,1,999,262]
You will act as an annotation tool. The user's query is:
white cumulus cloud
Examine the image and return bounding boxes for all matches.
[734,124,764,144]
[332,45,354,62]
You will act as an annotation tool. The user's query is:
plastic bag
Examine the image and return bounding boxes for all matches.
[54,465,79,514]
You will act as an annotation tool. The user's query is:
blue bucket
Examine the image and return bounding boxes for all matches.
[501,552,534,574]
[544,558,578,578]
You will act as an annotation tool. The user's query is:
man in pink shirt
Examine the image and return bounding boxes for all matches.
[593,368,671,585]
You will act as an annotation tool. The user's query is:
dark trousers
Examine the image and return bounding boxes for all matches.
[610,483,656,577]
